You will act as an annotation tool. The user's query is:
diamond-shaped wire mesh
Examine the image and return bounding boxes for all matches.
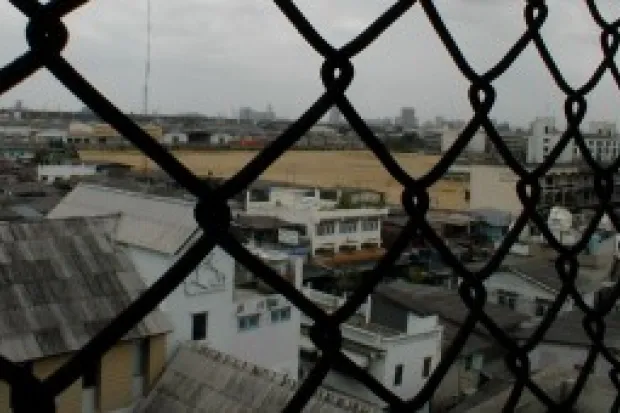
[2,0,620,412]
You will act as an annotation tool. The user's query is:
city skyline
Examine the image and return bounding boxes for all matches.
[0,1,618,128]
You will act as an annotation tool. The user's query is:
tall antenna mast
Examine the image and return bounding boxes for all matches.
[142,0,152,176]
[143,0,151,116]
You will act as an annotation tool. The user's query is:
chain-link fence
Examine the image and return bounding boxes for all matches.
[2,0,620,412]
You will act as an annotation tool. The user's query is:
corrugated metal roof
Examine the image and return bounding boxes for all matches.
[0,216,172,362]
[48,183,198,255]
[136,343,381,413]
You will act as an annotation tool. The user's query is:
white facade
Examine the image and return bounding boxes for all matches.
[301,288,442,412]
[35,128,68,144]
[243,186,387,255]
[37,163,97,183]
[209,133,234,145]
[483,270,581,318]
[162,132,188,145]
[527,118,574,164]
[440,128,486,153]
[580,136,619,163]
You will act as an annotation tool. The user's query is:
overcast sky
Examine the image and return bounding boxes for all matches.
[0,0,618,128]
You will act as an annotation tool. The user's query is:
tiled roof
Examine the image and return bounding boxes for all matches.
[0,216,172,362]
[48,183,199,255]
[136,342,381,413]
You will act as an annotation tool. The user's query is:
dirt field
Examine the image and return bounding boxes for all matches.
[79,150,457,205]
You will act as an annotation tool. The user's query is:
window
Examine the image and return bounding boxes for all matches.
[543,146,549,154]
[535,298,552,317]
[238,314,260,331]
[271,307,292,323]
[498,290,517,310]
[423,357,432,378]
[543,137,550,143]
[339,219,358,234]
[249,188,269,202]
[83,360,101,413]
[464,355,473,371]
[192,312,208,340]
[361,218,379,232]
[464,190,470,202]
[316,221,335,236]
[394,364,403,386]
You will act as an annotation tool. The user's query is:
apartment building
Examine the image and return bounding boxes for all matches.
[0,216,172,413]
[49,183,301,377]
[238,184,388,256]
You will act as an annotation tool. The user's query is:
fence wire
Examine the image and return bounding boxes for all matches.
[1,0,620,412]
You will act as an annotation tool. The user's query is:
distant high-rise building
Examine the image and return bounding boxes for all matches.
[400,107,418,129]
[239,107,253,122]
[328,106,342,125]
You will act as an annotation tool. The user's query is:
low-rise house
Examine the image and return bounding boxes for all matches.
[372,280,528,410]
[49,183,301,377]
[484,247,612,319]
[136,342,381,413]
[0,216,172,413]
[302,287,442,412]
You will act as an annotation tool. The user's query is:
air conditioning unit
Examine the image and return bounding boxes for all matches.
[236,304,244,314]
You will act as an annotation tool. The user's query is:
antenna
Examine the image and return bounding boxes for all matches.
[142,0,152,176]
[143,0,152,117]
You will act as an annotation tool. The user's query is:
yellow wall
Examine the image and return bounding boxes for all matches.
[429,180,470,210]
[147,335,167,389]
[99,341,134,412]
[34,355,82,413]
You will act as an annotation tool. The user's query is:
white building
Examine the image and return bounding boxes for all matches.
[440,128,486,153]
[240,185,388,256]
[35,128,68,144]
[527,117,575,164]
[161,132,188,145]
[37,163,98,183]
[484,250,610,319]
[579,134,619,163]
[301,287,442,412]
[48,183,301,377]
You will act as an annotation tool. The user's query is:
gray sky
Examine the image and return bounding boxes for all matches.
[0,0,618,128]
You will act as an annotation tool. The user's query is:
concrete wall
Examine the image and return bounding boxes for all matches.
[441,129,486,153]
[369,294,408,332]
[468,165,522,215]
[126,246,235,358]
[227,295,300,377]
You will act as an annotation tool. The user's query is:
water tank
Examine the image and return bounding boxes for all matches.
[547,206,572,232]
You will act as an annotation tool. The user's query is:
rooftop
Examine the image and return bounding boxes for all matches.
[136,342,380,413]
[0,216,172,362]
[48,183,199,255]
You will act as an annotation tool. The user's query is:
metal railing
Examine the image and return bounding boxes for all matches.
[2,0,620,412]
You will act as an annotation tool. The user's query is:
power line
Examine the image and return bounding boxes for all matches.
[143,0,151,117]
